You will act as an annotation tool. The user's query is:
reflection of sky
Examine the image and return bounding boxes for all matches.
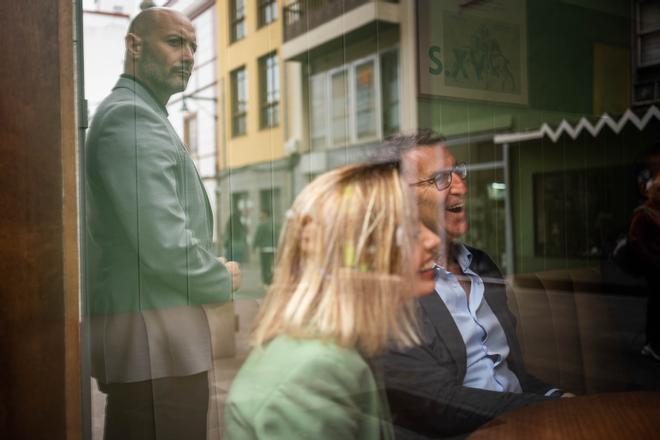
[83,3,131,115]
[82,0,204,16]
[83,0,138,15]
[166,0,202,12]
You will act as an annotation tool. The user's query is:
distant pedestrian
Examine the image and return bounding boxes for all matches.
[224,211,249,263]
[629,145,660,361]
[253,209,279,286]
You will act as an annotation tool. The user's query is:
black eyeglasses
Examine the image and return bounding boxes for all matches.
[410,162,468,191]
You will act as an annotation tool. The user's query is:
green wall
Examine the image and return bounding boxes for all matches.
[417,0,635,274]
[509,126,654,273]
[418,0,631,136]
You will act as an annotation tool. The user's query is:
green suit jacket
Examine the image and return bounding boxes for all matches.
[224,335,394,440]
[85,76,231,382]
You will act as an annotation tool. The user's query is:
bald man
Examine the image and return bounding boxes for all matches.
[85,8,237,440]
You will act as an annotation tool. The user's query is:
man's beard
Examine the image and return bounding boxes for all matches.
[138,60,189,96]
[169,66,191,91]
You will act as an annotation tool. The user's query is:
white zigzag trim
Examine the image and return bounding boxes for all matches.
[494,106,660,144]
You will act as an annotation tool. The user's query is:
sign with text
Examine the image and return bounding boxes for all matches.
[417,0,528,105]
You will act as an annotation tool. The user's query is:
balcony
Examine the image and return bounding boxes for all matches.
[283,0,396,42]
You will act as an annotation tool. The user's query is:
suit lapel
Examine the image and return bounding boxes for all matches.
[482,278,524,374]
[419,293,467,380]
[114,76,215,237]
[470,252,523,373]
[484,284,514,341]
[471,248,516,352]
[114,76,167,117]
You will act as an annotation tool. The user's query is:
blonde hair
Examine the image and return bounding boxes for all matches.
[252,163,420,356]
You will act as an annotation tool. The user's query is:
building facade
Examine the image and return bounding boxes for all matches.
[166,0,222,248]
[281,0,416,189]
[82,0,133,115]
[278,0,639,275]
[215,0,289,261]
[218,0,641,275]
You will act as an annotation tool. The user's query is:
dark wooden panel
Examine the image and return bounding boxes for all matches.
[470,392,660,439]
[0,0,80,438]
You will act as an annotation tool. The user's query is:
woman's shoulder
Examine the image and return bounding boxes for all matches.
[232,335,369,392]
[225,335,384,439]
[227,335,372,408]
[259,334,366,368]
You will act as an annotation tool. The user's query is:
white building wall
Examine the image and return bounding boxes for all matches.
[168,6,220,242]
[83,8,131,115]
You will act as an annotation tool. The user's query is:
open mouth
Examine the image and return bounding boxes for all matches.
[417,261,436,279]
[446,203,464,213]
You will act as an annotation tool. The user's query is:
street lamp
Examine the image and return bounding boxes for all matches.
[181,93,217,112]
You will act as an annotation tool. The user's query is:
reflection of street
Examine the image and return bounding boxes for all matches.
[91,261,268,439]
[232,259,270,300]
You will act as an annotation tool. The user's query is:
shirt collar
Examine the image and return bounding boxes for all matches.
[453,242,472,273]
[433,242,473,279]
[119,74,169,116]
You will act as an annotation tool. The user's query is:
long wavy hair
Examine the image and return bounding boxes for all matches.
[251,162,421,356]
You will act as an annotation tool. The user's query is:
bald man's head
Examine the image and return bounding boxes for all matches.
[124,8,197,105]
[128,7,171,38]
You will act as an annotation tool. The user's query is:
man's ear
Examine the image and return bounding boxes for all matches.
[126,33,142,59]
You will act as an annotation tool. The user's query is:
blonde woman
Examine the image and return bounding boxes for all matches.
[224,162,439,439]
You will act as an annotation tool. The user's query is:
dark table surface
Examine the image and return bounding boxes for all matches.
[469,391,660,439]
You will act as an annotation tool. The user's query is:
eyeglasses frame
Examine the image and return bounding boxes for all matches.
[409,162,468,191]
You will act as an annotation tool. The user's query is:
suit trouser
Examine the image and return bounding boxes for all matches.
[259,250,275,285]
[99,371,208,440]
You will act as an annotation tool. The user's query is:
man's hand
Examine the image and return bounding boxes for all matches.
[561,393,576,398]
[218,257,241,292]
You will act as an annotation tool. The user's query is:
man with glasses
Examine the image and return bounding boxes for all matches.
[380,130,565,439]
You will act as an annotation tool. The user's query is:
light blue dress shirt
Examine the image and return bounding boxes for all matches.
[435,244,523,393]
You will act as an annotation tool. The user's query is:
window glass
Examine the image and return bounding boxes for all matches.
[354,60,377,140]
[231,67,247,136]
[380,50,399,137]
[330,69,349,146]
[258,0,278,27]
[259,52,279,128]
[310,73,327,149]
[231,0,246,42]
[77,3,660,440]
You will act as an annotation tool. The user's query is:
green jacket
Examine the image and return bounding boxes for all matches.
[224,335,394,440]
[85,75,231,315]
[84,76,231,382]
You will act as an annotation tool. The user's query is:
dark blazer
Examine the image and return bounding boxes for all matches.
[382,246,555,439]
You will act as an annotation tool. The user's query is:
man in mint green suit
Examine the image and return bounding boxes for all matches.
[84,8,234,440]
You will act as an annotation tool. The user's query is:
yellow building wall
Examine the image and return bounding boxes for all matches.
[216,0,285,169]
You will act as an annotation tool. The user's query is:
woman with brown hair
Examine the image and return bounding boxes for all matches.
[224,161,439,439]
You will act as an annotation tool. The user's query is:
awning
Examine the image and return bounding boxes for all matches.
[493,106,660,145]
